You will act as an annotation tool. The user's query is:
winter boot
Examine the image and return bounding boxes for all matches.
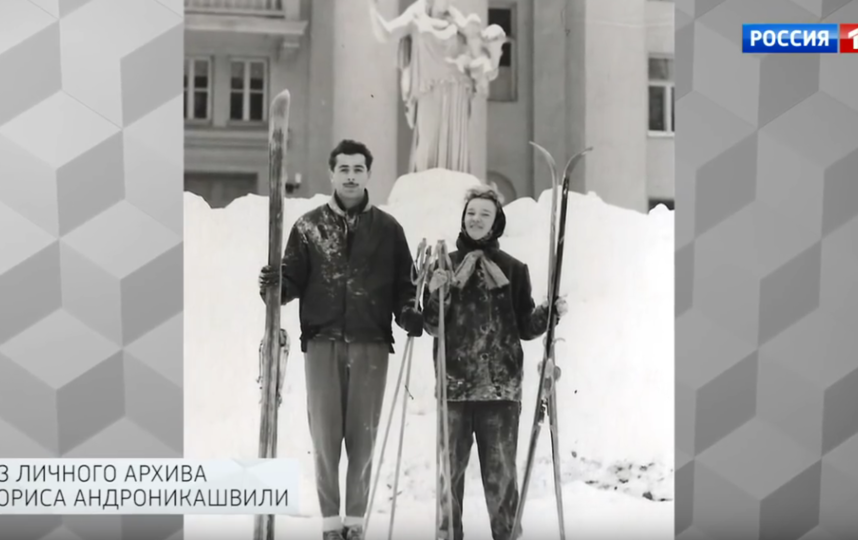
[323,529,345,540]
[344,525,364,540]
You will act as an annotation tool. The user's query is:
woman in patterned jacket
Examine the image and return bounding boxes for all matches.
[423,185,567,540]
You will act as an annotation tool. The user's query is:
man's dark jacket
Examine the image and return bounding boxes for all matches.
[277,192,417,352]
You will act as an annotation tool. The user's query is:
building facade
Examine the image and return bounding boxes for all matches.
[184,0,675,213]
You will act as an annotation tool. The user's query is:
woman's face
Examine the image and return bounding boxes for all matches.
[464,198,497,240]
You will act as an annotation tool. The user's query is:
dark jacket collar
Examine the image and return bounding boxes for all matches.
[328,190,372,218]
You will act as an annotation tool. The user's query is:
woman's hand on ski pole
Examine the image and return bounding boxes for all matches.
[537,359,562,392]
[554,295,569,318]
[428,268,452,294]
[540,294,568,325]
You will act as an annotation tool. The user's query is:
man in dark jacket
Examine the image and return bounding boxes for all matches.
[259,139,424,540]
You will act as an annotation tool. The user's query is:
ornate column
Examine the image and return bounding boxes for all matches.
[332,0,400,203]
[533,0,580,196]
[583,0,648,212]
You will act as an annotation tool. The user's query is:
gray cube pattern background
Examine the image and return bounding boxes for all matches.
[0,0,183,539]
[676,0,858,538]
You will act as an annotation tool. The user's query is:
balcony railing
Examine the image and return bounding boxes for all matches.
[185,0,285,17]
[184,0,306,47]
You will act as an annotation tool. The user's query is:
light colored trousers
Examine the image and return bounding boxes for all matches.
[304,340,390,532]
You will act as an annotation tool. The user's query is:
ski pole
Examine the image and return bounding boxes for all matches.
[364,240,430,536]
[434,240,455,540]
[364,336,413,536]
[387,243,432,540]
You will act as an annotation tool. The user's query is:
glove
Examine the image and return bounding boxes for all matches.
[537,360,562,393]
[541,295,569,321]
[554,296,569,318]
[401,305,424,337]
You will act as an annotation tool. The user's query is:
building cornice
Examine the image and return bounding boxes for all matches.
[184,13,308,57]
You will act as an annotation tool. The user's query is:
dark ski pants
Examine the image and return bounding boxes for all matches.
[304,339,390,531]
[439,400,522,540]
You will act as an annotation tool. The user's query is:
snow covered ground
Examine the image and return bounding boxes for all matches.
[183,169,675,539]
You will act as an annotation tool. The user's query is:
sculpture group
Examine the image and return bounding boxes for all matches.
[370,0,507,174]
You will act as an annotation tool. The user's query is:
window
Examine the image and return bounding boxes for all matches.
[648,57,674,135]
[184,57,212,122]
[230,59,268,123]
[488,6,516,102]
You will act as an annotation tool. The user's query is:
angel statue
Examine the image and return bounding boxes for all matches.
[369,0,506,174]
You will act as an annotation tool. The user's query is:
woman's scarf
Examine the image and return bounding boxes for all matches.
[449,226,509,290]
[451,247,508,290]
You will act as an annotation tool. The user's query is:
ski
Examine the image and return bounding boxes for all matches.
[532,141,567,540]
[513,145,592,538]
[254,88,292,540]
[257,330,289,408]
[434,240,455,540]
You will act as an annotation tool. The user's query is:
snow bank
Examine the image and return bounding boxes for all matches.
[183,170,674,537]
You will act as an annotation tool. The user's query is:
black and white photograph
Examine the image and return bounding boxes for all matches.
[182,0,675,538]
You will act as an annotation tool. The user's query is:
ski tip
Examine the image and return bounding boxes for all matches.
[528,140,548,153]
[529,141,558,184]
[268,90,292,141]
[561,146,594,177]
[566,146,593,163]
[529,141,556,164]
[270,89,292,117]
[272,88,291,105]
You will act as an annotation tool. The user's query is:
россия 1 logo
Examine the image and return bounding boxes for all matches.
[842,23,858,53]
[742,23,858,53]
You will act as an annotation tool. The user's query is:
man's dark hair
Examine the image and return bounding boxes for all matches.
[328,139,374,171]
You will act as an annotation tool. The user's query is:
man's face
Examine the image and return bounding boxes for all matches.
[330,153,370,199]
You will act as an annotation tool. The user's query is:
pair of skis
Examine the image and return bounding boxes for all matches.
[510,143,592,540]
[255,88,292,540]
[364,238,434,540]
